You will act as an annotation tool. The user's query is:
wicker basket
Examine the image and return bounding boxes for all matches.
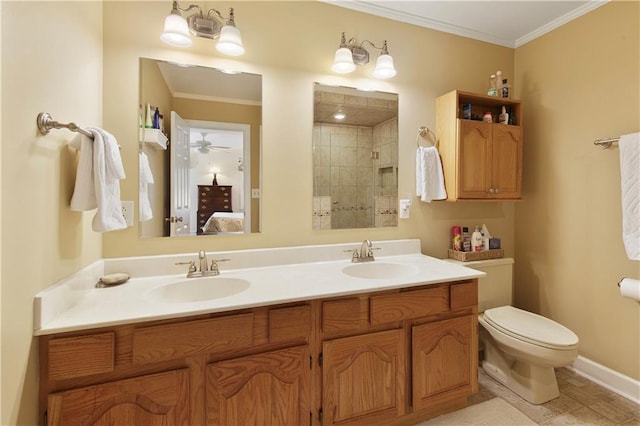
[448,249,504,262]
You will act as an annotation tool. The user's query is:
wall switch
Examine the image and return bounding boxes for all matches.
[399,199,411,219]
[251,188,261,198]
[121,201,134,226]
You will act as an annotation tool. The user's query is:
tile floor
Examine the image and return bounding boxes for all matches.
[468,367,640,425]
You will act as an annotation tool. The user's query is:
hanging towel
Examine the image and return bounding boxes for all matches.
[70,127,127,232]
[139,151,154,222]
[619,132,640,260]
[416,146,447,202]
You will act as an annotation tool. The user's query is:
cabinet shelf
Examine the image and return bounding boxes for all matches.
[142,128,168,150]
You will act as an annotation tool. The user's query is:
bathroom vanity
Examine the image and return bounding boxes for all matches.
[35,240,482,425]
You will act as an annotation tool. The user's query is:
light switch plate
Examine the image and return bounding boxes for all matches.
[121,201,134,226]
[251,188,260,198]
[399,199,411,219]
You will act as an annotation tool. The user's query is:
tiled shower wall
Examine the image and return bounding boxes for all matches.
[313,117,398,229]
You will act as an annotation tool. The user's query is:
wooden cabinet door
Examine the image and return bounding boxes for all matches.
[206,345,310,426]
[491,125,523,199]
[47,369,190,425]
[458,120,492,198]
[322,329,405,425]
[412,315,476,410]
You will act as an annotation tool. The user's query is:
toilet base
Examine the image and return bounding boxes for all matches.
[481,357,560,405]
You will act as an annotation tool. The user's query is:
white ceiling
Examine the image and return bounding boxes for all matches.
[324,0,609,47]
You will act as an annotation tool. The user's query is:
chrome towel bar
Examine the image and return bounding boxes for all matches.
[36,112,94,139]
[593,136,619,149]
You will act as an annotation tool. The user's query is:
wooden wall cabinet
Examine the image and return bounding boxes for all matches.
[436,90,523,201]
[39,280,477,426]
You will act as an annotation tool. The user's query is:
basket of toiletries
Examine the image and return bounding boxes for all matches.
[448,248,504,262]
[449,224,503,261]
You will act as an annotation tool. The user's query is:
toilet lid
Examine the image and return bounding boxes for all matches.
[483,306,579,349]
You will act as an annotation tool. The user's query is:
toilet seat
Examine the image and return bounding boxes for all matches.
[483,306,579,350]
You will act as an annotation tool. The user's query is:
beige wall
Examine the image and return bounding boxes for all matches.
[14,1,639,424]
[514,1,640,380]
[1,2,103,425]
[102,1,516,259]
[139,58,172,237]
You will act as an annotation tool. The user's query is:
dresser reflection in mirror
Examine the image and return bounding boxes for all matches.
[312,84,398,230]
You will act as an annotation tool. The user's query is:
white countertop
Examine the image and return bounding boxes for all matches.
[34,240,484,336]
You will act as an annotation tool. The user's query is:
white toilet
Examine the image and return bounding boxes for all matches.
[449,258,579,405]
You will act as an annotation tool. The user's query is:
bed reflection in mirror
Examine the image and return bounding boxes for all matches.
[138,58,261,238]
[312,83,398,230]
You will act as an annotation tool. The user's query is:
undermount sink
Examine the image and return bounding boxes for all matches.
[146,277,250,303]
[342,262,420,279]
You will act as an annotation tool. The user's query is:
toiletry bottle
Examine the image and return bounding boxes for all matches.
[499,106,509,124]
[462,227,472,252]
[145,104,153,128]
[452,226,462,251]
[153,107,160,129]
[496,71,503,94]
[501,79,511,98]
[487,75,497,97]
[471,225,483,252]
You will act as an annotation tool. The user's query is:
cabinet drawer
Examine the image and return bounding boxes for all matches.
[48,332,115,380]
[322,298,367,333]
[132,314,254,365]
[370,286,449,325]
[450,280,478,310]
[269,305,310,343]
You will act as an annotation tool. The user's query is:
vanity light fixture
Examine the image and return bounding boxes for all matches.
[333,110,346,120]
[161,0,245,56]
[331,32,397,79]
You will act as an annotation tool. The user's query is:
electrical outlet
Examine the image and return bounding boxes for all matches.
[121,201,134,226]
[251,188,261,198]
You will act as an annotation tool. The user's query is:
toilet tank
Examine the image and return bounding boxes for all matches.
[444,258,514,312]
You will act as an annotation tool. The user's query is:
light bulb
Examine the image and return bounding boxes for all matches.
[216,25,245,56]
[160,13,192,47]
[372,54,396,79]
[331,47,356,74]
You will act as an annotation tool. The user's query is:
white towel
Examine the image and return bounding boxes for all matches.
[69,128,127,232]
[416,146,447,202]
[619,132,640,260]
[139,151,154,222]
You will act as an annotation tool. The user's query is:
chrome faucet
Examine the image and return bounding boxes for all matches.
[198,250,208,274]
[176,250,229,278]
[349,239,375,263]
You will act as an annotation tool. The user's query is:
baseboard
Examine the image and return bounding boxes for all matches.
[569,355,640,404]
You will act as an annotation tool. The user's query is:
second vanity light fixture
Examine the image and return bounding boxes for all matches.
[161,0,245,56]
[331,32,397,79]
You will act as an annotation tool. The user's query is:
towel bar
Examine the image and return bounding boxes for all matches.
[593,137,619,149]
[37,112,94,139]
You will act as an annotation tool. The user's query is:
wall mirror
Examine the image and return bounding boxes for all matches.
[312,83,398,230]
[139,58,261,238]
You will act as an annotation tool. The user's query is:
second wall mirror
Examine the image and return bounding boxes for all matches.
[139,58,262,238]
[312,83,398,230]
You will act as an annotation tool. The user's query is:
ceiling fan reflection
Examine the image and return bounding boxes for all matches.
[190,132,231,154]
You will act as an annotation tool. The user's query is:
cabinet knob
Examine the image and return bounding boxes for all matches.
[488,188,496,194]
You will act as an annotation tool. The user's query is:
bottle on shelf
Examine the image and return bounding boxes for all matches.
[462,227,472,252]
[501,79,511,98]
[153,107,160,130]
[496,70,503,94]
[499,106,509,124]
[145,104,153,129]
[471,225,483,252]
[487,74,498,97]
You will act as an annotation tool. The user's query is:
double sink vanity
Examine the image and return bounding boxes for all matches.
[35,239,484,425]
